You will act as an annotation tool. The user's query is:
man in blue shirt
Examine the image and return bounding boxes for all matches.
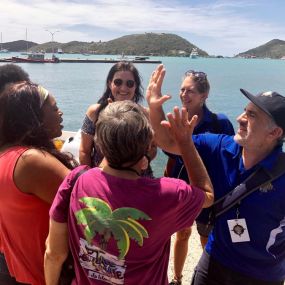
[164,70,234,285]
[147,65,285,285]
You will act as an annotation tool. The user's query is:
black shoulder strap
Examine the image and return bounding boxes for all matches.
[69,168,88,189]
[212,153,285,220]
[211,113,222,134]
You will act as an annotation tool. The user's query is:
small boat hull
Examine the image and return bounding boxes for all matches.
[11,56,59,63]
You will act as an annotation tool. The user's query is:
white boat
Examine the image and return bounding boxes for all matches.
[57,48,63,54]
[189,48,199,59]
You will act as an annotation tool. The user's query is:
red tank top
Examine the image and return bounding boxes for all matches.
[0,146,50,285]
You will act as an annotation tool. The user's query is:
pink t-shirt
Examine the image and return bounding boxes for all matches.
[50,166,204,285]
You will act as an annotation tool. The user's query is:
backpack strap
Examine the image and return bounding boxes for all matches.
[210,153,285,222]
[69,168,88,189]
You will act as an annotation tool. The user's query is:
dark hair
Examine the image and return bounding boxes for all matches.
[95,101,153,168]
[0,64,30,92]
[0,82,75,169]
[96,61,144,118]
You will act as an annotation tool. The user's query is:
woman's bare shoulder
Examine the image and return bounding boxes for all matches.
[14,148,70,203]
[86,104,101,121]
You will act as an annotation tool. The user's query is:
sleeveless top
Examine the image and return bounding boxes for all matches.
[0,146,50,285]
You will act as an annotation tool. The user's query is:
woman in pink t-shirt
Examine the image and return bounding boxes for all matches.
[0,81,76,284]
[45,98,213,284]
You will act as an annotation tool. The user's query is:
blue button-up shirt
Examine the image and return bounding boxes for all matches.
[194,134,285,281]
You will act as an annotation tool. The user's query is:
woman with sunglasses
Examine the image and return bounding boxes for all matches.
[79,61,145,168]
[0,81,76,284]
[166,70,235,285]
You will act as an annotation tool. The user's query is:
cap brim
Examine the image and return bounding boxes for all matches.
[240,88,272,118]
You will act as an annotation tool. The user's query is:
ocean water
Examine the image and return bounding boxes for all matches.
[1,53,285,176]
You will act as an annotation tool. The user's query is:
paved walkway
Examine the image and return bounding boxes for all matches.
[168,223,203,284]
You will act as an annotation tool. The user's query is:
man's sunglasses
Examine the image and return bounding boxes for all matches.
[113,78,136,88]
[185,70,207,78]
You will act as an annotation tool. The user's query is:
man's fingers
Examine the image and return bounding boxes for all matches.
[188,114,198,133]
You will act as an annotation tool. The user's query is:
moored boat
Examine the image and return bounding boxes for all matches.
[189,47,199,59]
[12,53,60,63]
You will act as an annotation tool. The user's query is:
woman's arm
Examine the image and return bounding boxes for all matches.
[44,219,69,285]
[79,132,94,166]
[79,104,100,166]
[14,148,70,204]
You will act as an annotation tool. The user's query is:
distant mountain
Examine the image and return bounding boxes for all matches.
[3,33,208,57]
[1,40,37,52]
[236,39,285,59]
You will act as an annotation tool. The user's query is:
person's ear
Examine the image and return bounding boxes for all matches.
[269,126,283,141]
[201,92,208,101]
[140,156,149,170]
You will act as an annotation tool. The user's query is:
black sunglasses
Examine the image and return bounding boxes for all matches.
[113,78,135,88]
[185,70,207,78]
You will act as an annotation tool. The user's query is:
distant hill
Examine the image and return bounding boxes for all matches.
[4,33,208,57]
[236,39,285,59]
[89,33,208,56]
[1,40,37,52]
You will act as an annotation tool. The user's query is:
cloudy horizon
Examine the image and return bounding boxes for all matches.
[1,0,284,56]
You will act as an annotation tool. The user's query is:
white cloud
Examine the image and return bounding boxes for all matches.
[0,0,284,56]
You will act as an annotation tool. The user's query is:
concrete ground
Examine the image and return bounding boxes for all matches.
[168,223,203,284]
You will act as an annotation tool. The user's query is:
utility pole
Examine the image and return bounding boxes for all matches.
[45,29,60,54]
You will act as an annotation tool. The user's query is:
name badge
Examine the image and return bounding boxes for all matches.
[227,218,250,243]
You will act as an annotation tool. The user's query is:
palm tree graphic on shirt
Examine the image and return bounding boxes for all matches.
[75,197,151,259]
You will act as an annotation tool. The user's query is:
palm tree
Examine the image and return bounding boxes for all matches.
[75,197,151,259]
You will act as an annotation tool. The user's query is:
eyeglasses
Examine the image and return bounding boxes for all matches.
[113,78,136,88]
[185,70,207,79]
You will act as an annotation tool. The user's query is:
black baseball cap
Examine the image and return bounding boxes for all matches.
[240,88,285,132]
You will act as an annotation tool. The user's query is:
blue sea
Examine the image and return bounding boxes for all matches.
[1,53,285,176]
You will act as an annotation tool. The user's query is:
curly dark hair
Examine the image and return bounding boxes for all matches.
[0,81,76,169]
[96,61,144,119]
[0,64,30,92]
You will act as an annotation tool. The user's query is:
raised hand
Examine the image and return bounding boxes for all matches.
[146,64,171,109]
[161,107,197,146]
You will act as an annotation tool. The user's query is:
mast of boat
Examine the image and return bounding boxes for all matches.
[25,28,28,53]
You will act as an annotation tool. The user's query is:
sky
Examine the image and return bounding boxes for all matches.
[1,0,285,56]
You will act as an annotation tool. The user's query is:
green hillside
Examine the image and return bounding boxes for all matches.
[89,33,208,56]
[1,40,37,52]
[237,39,285,59]
[4,33,208,56]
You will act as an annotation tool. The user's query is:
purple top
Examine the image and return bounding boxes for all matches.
[50,166,205,285]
